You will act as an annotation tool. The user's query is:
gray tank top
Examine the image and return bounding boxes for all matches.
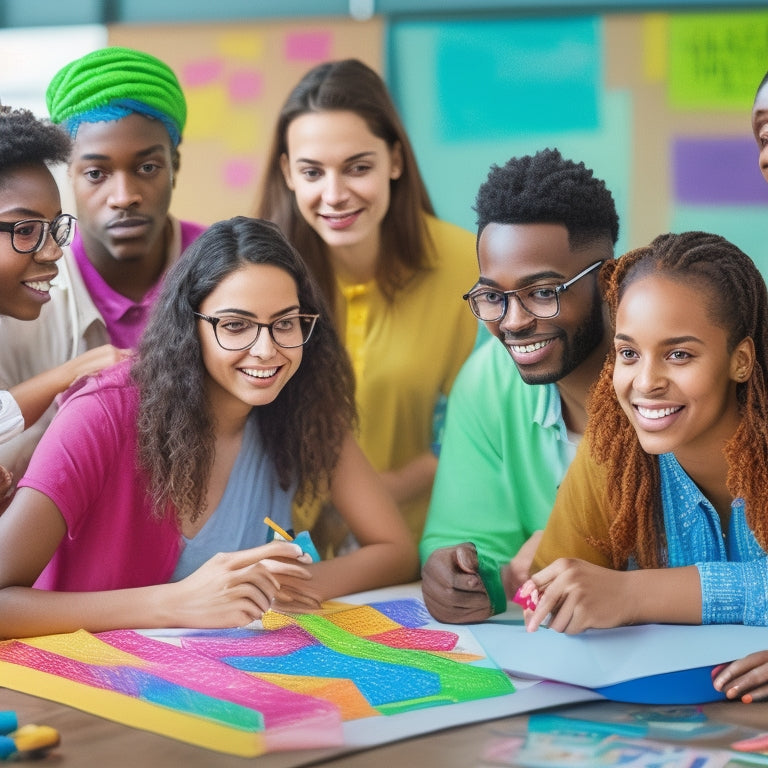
[170,413,295,581]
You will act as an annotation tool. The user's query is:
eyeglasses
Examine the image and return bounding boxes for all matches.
[463,260,604,322]
[194,312,320,350]
[0,214,76,254]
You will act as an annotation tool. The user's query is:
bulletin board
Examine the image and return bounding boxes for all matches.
[388,10,768,273]
[107,9,768,275]
[108,18,383,227]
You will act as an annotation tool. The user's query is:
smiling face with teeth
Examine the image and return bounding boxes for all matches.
[476,222,610,386]
[0,163,63,320]
[612,274,753,469]
[197,263,304,422]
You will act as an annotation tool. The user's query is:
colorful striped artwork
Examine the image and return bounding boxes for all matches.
[0,598,514,756]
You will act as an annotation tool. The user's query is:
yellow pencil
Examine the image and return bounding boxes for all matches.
[263,516,294,541]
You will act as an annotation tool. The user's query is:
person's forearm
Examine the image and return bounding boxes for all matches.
[380,452,437,505]
[0,583,175,639]
[8,367,75,429]
[306,542,419,600]
[626,566,702,625]
[9,346,124,430]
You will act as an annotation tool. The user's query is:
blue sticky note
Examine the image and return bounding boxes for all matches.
[435,17,600,141]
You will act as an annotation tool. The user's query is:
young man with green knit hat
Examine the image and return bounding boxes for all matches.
[0,46,206,486]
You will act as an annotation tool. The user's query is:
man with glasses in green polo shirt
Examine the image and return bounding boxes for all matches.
[420,148,619,624]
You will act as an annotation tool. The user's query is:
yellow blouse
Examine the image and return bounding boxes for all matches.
[325,215,479,542]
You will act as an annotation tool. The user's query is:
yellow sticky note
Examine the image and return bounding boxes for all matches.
[643,14,667,82]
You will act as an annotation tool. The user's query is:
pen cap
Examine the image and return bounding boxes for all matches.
[0,712,17,736]
[293,530,321,563]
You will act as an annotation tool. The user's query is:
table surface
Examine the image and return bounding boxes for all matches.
[3,583,767,766]
[2,685,767,767]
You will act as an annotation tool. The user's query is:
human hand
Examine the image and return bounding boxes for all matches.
[501,530,543,600]
[520,558,635,634]
[271,575,324,613]
[66,345,129,388]
[421,543,491,624]
[712,651,768,703]
[167,541,312,628]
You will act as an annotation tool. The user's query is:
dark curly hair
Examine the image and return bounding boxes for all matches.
[0,106,71,179]
[132,216,357,523]
[474,148,619,250]
[254,58,435,309]
[586,231,768,568]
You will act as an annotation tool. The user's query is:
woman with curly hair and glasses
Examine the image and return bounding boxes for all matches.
[0,216,417,639]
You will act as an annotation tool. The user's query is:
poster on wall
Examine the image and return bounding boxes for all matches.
[109,19,383,225]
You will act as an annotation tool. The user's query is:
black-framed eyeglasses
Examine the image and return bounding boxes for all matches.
[463,260,604,322]
[194,312,320,350]
[0,213,76,254]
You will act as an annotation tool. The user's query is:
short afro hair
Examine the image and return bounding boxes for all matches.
[0,106,71,177]
[475,148,619,249]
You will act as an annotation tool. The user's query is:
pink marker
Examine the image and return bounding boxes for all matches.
[512,586,538,611]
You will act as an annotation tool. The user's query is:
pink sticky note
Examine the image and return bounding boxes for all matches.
[182,58,225,87]
[228,69,263,103]
[284,32,332,62]
[223,159,256,189]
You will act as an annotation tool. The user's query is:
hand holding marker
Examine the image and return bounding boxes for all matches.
[513,583,539,611]
[264,517,321,563]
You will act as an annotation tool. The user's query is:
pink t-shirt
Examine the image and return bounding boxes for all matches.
[20,362,181,592]
[71,220,207,349]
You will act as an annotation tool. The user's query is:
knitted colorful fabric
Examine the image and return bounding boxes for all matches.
[46,47,186,146]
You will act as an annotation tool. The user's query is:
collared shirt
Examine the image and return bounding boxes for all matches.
[536,443,768,626]
[72,238,165,349]
[420,334,579,572]
[659,452,768,625]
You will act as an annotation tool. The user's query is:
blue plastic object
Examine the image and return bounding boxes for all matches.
[594,665,727,705]
[293,530,321,563]
[0,713,17,737]
[0,735,18,760]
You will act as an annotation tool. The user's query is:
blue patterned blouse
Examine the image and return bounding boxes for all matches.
[659,452,768,624]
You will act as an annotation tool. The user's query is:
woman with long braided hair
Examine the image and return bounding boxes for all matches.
[519,232,768,658]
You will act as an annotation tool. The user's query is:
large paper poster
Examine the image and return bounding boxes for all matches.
[0,599,515,757]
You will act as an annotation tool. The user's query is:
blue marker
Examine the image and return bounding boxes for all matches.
[264,517,321,562]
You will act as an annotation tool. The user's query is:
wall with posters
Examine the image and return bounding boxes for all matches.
[388,10,768,267]
[1,8,766,269]
[108,18,383,226]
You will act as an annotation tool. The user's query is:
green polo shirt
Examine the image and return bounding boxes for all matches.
[419,335,579,614]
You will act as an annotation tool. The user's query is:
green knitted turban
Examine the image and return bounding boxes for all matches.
[46,46,186,146]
